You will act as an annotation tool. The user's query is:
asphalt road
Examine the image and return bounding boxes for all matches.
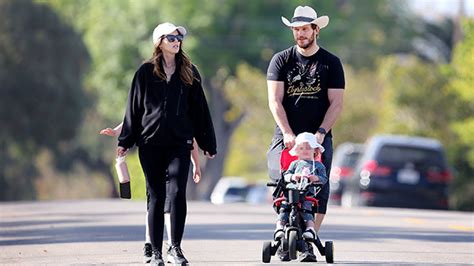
[1,200,473,265]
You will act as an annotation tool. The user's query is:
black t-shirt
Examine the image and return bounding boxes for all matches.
[267,46,345,138]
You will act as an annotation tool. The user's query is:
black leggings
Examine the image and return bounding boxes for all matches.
[139,145,190,252]
[146,176,171,213]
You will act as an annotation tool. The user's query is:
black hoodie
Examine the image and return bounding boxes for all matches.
[118,62,217,156]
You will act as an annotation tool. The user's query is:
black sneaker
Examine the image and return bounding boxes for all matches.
[150,249,165,266]
[167,245,189,265]
[299,242,317,262]
[143,243,152,263]
[276,246,290,262]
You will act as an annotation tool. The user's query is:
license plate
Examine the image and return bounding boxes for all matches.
[397,169,420,184]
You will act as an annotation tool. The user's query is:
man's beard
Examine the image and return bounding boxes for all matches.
[295,35,315,49]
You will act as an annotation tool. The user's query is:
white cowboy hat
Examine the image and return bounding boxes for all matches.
[281,6,329,29]
[152,22,187,45]
[289,132,325,156]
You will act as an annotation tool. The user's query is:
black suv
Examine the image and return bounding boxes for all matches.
[342,135,452,210]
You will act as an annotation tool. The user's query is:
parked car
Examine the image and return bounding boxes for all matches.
[342,135,452,210]
[329,142,364,205]
[246,182,273,204]
[210,177,250,204]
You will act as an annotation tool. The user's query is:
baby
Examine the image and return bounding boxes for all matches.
[274,132,328,240]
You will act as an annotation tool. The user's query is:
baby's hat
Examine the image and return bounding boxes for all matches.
[289,132,325,156]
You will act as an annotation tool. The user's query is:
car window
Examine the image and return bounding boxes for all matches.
[377,145,445,168]
[226,187,249,197]
[340,152,362,167]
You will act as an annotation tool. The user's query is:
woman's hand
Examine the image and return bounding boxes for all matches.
[204,151,215,159]
[117,146,128,157]
[100,128,118,137]
[192,164,202,183]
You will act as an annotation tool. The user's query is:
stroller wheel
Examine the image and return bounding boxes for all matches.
[289,231,298,260]
[282,237,288,251]
[325,241,334,263]
[262,241,272,263]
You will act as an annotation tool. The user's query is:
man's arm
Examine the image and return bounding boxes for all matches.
[267,80,295,148]
[316,89,344,143]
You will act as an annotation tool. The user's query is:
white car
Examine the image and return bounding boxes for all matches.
[246,182,273,204]
[210,177,250,204]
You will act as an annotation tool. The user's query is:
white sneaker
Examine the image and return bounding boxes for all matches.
[302,228,316,240]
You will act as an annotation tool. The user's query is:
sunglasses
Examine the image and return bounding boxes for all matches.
[163,34,184,42]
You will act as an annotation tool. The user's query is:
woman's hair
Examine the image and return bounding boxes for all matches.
[150,39,194,86]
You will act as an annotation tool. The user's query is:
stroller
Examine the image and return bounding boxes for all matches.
[262,149,334,263]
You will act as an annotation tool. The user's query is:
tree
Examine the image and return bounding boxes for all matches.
[446,19,474,211]
[0,0,89,200]
[164,0,422,198]
[367,18,474,210]
[412,19,456,63]
[374,55,454,138]
[41,0,430,200]
[221,64,274,180]
[42,0,294,199]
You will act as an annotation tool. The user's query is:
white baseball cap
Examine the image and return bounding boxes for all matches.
[152,22,187,45]
[289,132,325,156]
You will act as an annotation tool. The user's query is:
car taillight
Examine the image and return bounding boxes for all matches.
[330,166,353,182]
[339,167,353,178]
[427,170,453,183]
[362,160,391,177]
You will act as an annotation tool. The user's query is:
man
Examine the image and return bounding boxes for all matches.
[266,5,345,262]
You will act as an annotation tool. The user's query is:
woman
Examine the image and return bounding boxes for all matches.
[100,124,202,263]
[117,22,216,266]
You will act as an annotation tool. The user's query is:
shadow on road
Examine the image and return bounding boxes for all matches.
[1,220,472,246]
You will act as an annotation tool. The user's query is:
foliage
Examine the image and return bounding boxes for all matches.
[332,66,384,145]
[34,149,110,199]
[0,0,89,146]
[370,18,474,210]
[223,64,274,180]
[4,0,470,209]
[445,19,474,211]
[310,0,418,69]
[375,55,454,139]
[413,19,456,63]
[40,0,422,133]
[0,0,89,200]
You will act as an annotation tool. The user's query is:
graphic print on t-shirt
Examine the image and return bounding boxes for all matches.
[286,61,322,101]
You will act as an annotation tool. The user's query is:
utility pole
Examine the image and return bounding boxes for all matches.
[452,0,465,52]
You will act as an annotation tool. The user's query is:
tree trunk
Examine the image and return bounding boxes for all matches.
[186,80,243,200]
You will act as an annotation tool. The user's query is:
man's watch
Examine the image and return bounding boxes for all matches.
[317,127,327,135]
